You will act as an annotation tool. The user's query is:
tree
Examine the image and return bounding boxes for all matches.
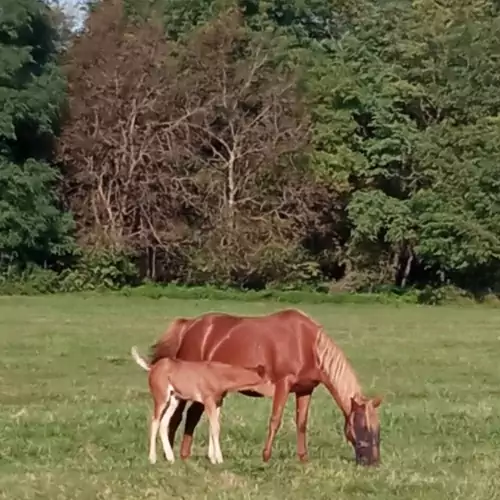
[59,2,327,286]
[55,0,500,293]
[0,0,74,270]
[307,0,500,290]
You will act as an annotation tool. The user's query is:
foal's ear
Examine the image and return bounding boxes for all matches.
[371,396,383,408]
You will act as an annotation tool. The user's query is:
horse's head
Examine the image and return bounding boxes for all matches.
[344,394,382,466]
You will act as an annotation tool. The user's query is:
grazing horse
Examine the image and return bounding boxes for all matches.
[149,308,383,466]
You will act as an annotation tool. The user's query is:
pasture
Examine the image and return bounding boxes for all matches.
[1,295,499,499]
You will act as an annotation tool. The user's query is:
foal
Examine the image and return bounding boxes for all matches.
[131,347,273,464]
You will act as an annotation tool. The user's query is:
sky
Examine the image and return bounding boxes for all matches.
[49,0,88,31]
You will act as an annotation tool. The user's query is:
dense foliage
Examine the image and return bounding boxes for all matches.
[2,0,500,299]
[0,0,75,271]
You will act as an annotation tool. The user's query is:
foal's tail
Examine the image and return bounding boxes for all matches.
[131,346,150,372]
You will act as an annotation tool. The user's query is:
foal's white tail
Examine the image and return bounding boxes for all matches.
[131,346,150,371]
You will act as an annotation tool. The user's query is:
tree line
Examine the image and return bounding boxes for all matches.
[2,0,500,296]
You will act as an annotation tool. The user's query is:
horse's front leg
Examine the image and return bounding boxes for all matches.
[262,377,294,462]
[295,391,313,462]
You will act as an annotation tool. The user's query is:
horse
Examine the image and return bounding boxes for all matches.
[131,347,273,465]
[148,308,383,466]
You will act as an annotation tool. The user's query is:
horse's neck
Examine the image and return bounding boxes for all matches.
[315,330,362,417]
[322,371,361,418]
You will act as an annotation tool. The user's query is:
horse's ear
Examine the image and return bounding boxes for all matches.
[371,396,383,408]
[350,395,364,411]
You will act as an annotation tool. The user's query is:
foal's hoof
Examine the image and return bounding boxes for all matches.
[298,453,309,463]
[208,453,224,465]
[262,450,271,462]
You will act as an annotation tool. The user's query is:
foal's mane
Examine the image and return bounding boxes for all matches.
[315,329,362,415]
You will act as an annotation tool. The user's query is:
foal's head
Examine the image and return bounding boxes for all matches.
[344,394,382,466]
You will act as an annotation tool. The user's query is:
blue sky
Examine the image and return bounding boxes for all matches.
[49,0,88,30]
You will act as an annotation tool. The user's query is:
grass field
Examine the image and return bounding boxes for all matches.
[1,295,500,500]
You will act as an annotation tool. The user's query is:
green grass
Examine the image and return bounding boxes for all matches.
[1,295,499,499]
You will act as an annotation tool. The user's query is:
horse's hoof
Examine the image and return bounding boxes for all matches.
[298,453,309,463]
[262,450,271,462]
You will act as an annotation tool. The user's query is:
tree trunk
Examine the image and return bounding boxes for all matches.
[400,248,414,288]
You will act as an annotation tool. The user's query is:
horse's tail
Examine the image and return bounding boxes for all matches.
[131,346,150,371]
[149,317,193,364]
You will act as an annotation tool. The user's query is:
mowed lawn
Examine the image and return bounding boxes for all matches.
[1,296,500,500]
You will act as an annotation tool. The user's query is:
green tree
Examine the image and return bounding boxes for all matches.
[307,0,500,290]
[57,0,500,293]
[0,0,74,270]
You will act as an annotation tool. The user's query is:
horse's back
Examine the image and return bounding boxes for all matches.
[175,309,320,382]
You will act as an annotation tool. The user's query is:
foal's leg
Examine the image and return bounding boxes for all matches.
[149,398,168,465]
[295,392,312,462]
[180,401,204,460]
[149,417,160,465]
[207,399,223,460]
[208,425,214,462]
[205,399,223,464]
[159,395,181,463]
[262,377,294,463]
[214,405,223,463]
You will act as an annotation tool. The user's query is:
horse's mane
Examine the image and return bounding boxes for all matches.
[315,328,361,414]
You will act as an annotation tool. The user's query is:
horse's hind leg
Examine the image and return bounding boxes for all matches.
[295,391,312,462]
[168,399,187,447]
[180,401,204,460]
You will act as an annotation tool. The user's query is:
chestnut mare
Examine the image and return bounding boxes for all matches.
[149,308,383,466]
